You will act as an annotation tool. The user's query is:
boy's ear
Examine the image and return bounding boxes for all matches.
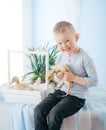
[75,33,80,42]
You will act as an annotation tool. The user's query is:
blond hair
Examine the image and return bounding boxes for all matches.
[53,21,76,34]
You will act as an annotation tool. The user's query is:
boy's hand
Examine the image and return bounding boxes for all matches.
[54,72,64,82]
[63,71,75,82]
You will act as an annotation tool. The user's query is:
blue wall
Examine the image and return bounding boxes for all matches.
[32,0,65,46]
[80,0,106,85]
[32,0,82,47]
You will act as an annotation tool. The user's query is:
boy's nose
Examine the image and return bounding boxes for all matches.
[62,43,67,48]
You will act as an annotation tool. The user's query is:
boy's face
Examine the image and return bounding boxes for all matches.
[54,30,79,55]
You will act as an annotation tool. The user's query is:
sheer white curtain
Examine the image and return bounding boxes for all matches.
[0,0,23,84]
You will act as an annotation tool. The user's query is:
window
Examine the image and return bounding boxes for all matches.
[0,0,23,84]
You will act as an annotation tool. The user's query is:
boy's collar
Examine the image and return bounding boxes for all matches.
[68,47,81,56]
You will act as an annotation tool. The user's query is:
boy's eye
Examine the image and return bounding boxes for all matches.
[58,43,62,45]
[65,40,69,43]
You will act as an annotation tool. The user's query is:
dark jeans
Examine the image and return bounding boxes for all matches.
[34,90,85,130]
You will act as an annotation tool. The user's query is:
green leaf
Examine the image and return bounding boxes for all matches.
[23,42,59,83]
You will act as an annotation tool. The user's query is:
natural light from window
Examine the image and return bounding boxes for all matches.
[0,0,23,84]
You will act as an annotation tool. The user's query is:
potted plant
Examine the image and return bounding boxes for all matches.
[22,43,59,84]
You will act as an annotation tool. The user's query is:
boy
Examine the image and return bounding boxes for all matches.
[34,21,98,130]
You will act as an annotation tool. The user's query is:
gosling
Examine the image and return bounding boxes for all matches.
[48,64,72,96]
[10,76,33,90]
